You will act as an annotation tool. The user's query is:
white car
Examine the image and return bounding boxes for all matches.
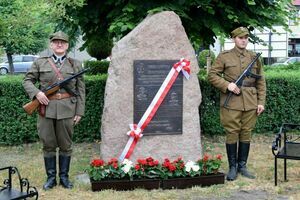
[271,57,300,66]
[0,55,39,75]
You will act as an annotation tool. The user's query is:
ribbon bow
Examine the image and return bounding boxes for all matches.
[173,58,191,79]
[126,124,143,139]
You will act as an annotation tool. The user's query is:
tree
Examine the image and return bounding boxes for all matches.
[0,0,53,73]
[58,0,297,52]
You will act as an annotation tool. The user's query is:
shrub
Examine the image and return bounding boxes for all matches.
[197,50,216,68]
[0,67,299,145]
[0,74,107,145]
[86,34,113,60]
[84,60,110,75]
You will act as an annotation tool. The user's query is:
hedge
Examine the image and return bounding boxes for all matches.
[0,65,299,145]
[83,60,110,75]
[0,75,107,145]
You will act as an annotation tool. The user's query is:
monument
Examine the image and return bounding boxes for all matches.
[100,11,202,162]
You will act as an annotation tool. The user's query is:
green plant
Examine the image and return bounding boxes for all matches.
[197,154,222,175]
[160,157,186,179]
[197,50,215,68]
[86,34,113,60]
[133,157,160,179]
[88,158,130,181]
[88,155,223,181]
[84,60,110,75]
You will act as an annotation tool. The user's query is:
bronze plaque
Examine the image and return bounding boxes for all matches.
[134,60,183,135]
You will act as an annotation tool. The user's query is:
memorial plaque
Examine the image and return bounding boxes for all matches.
[134,60,183,135]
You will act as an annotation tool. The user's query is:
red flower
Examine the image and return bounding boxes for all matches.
[216,154,222,160]
[169,165,176,172]
[146,157,154,162]
[137,159,147,165]
[108,158,118,165]
[203,154,210,162]
[91,159,104,167]
[135,164,140,170]
[112,163,117,169]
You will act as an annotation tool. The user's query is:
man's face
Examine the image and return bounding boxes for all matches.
[233,35,249,49]
[50,39,69,56]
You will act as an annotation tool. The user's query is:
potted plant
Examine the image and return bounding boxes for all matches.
[161,154,224,189]
[87,154,224,191]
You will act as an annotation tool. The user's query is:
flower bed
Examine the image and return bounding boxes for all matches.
[88,154,224,191]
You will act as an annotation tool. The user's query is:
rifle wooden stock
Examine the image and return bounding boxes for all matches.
[23,68,88,115]
[22,86,60,115]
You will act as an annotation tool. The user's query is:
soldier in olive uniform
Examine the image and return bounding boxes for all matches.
[208,27,266,181]
[23,31,85,189]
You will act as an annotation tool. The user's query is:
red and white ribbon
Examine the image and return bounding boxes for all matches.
[119,58,191,161]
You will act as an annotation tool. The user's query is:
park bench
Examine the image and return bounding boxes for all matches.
[272,123,300,186]
[0,166,38,200]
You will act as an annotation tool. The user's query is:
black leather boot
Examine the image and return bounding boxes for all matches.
[59,155,73,189]
[226,143,238,181]
[43,156,57,190]
[237,142,256,179]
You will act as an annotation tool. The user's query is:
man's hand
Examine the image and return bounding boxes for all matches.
[257,105,264,116]
[73,115,82,125]
[36,91,49,105]
[227,82,240,94]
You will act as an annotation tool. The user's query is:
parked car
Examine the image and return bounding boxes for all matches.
[0,55,39,75]
[271,57,300,66]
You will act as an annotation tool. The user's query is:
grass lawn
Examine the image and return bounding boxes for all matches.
[1,134,300,200]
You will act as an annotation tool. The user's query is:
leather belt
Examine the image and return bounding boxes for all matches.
[48,93,72,100]
[242,81,256,87]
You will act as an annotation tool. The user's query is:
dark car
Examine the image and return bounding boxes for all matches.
[0,55,39,75]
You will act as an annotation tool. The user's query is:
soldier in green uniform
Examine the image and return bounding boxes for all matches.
[23,31,85,189]
[208,27,266,181]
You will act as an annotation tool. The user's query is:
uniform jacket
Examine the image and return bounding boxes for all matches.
[208,47,266,111]
[23,56,85,119]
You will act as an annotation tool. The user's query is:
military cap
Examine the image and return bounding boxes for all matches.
[231,27,249,38]
[49,31,69,42]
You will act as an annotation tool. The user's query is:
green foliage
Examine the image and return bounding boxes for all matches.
[200,67,300,135]
[58,0,296,49]
[0,74,107,145]
[198,50,216,68]
[0,0,53,55]
[72,75,107,143]
[0,67,299,145]
[84,60,110,75]
[86,34,113,60]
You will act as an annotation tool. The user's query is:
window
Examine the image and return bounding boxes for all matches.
[13,56,22,62]
[23,56,34,62]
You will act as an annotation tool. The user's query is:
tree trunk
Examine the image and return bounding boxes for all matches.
[7,53,14,74]
[206,56,212,73]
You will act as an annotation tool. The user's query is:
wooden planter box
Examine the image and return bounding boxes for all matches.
[90,173,225,191]
[161,173,225,189]
[91,179,160,191]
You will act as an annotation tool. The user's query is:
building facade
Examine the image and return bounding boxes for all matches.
[220,1,300,65]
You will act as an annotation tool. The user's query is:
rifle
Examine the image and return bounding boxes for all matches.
[23,68,88,115]
[223,52,262,108]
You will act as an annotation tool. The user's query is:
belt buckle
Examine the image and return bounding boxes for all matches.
[57,93,62,100]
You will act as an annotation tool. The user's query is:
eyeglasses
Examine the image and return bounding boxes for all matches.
[52,40,67,45]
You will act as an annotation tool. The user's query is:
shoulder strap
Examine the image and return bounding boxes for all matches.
[47,58,64,80]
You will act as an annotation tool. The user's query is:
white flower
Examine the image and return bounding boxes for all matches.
[185,161,199,172]
[192,165,200,172]
[122,159,133,174]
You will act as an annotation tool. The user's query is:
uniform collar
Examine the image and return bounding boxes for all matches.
[52,54,67,64]
[233,46,246,57]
